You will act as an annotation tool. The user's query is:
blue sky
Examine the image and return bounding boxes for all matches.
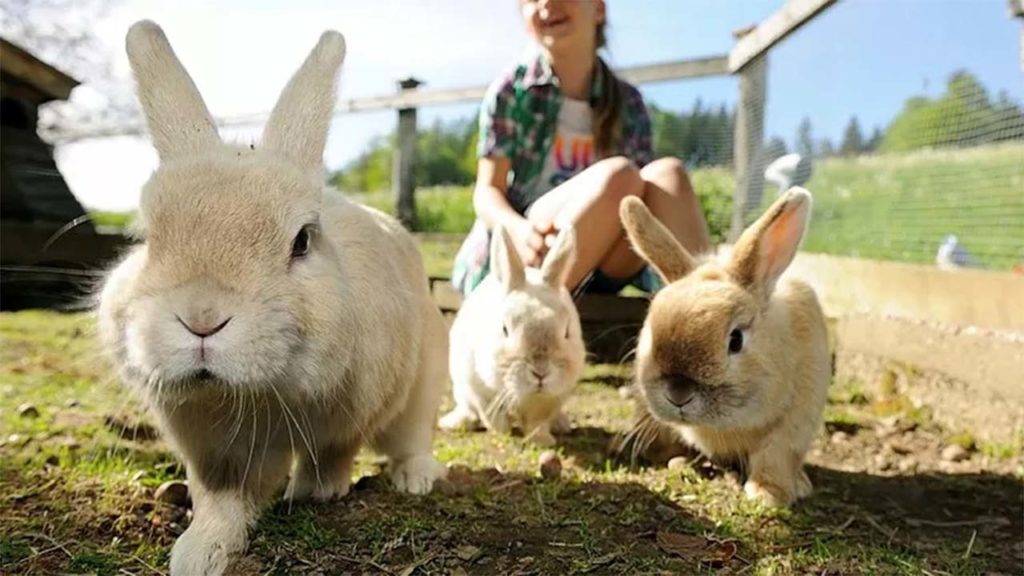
[53,0,1023,210]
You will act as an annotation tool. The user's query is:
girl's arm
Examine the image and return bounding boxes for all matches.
[473,156,549,267]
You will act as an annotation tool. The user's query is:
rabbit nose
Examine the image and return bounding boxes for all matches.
[177,315,231,338]
[664,374,698,408]
[532,369,548,383]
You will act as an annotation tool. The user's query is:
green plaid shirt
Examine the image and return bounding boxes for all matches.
[453,51,655,294]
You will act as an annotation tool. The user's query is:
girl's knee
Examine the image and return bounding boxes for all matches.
[597,156,644,201]
[642,157,696,200]
[641,157,687,183]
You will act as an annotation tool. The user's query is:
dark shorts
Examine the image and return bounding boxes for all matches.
[572,266,663,298]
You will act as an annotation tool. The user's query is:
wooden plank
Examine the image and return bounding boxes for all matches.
[728,0,837,72]
[617,56,729,85]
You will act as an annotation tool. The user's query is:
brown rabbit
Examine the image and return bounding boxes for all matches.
[619,188,830,506]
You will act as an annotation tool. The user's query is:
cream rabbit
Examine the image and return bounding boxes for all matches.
[620,188,830,506]
[97,21,448,575]
[441,225,586,447]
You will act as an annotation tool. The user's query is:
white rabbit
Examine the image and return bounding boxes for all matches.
[620,189,830,506]
[97,21,448,575]
[441,225,586,447]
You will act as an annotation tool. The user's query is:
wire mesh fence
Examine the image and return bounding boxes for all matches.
[645,0,1024,270]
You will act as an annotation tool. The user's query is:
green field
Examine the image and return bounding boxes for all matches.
[798,144,1024,269]
[92,144,1024,271]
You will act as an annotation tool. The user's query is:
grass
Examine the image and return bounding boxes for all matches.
[797,143,1024,269]
[2,283,1022,573]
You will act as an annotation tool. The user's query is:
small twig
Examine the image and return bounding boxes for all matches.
[11,544,65,567]
[835,515,856,532]
[129,554,166,576]
[905,517,1008,528]
[491,479,525,492]
[548,542,585,548]
[396,552,440,576]
[962,529,977,560]
[863,515,898,543]
[765,540,816,553]
[337,554,394,575]
[21,533,75,560]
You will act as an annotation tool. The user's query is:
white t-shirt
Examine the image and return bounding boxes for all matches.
[531,97,595,199]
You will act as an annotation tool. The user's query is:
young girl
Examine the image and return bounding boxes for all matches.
[452,0,711,295]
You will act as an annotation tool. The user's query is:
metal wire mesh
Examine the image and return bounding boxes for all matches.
[645,0,1024,270]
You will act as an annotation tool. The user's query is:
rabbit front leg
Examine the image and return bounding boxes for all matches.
[743,436,805,507]
[285,440,361,502]
[170,481,255,576]
[550,409,572,435]
[372,322,448,495]
[439,363,483,432]
[519,396,562,447]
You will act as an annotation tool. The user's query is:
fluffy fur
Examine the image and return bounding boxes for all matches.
[98,21,448,575]
[620,188,830,506]
[440,226,586,446]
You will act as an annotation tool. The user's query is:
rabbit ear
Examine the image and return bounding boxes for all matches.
[126,20,221,160]
[540,226,576,288]
[262,31,346,175]
[729,187,812,296]
[619,196,697,283]
[491,224,525,292]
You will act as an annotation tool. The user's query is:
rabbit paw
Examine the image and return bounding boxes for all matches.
[795,468,813,499]
[528,428,557,447]
[743,478,795,508]
[439,406,479,431]
[170,524,238,576]
[390,454,447,495]
[285,474,350,502]
[550,412,572,435]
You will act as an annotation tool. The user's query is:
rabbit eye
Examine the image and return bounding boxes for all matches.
[291,224,314,259]
[502,324,509,337]
[564,323,570,340]
[728,329,744,355]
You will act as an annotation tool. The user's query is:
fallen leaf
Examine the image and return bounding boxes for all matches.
[701,540,738,567]
[656,531,705,560]
[657,531,738,567]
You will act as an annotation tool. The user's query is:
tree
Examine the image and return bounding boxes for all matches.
[649,102,733,168]
[764,135,788,163]
[865,126,884,152]
[840,116,865,156]
[818,138,835,158]
[331,116,478,193]
[795,117,814,158]
[881,69,1024,152]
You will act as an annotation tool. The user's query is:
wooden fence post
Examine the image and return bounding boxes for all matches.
[393,77,422,229]
[729,54,767,240]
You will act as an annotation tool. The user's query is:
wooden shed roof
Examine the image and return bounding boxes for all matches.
[0,37,79,104]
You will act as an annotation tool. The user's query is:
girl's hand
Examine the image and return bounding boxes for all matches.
[510,218,549,268]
